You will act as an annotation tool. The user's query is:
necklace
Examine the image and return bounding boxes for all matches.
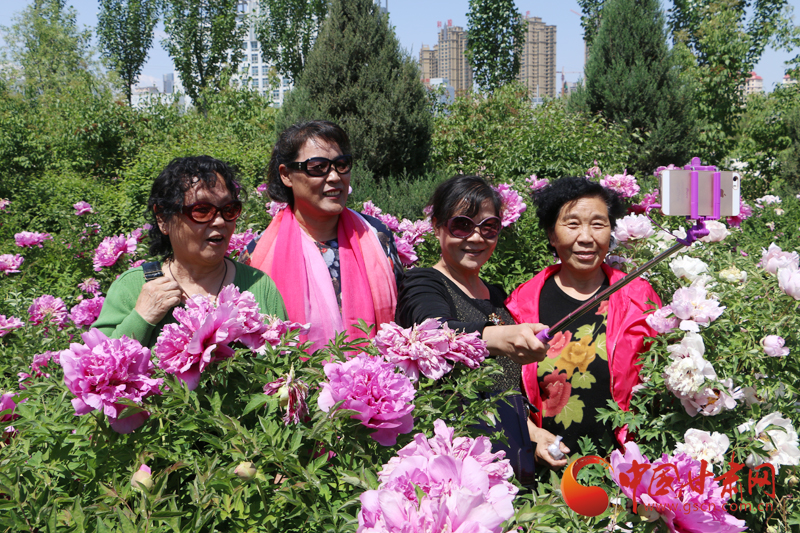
[168,259,228,301]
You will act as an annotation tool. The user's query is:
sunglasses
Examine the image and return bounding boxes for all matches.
[285,154,353,177]
[181,200,243,224]
[446,216,502,240]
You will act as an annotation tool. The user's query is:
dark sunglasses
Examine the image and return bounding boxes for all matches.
[181,200,243,224]
[446,215,502,240]
[286,154,353,177]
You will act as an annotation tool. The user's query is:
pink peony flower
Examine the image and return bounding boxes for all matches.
[78,277,102,295]
[358,419,517,533]
[226,228,258,257]
[255,183,267,197]
[30,350,58,377]
[374,319,488,381]
[614,214,655,241]
[698,220,730,243]
[1,392,23,437]
[377,213,401,232]
[398,218,433,246]
[646,306,679,334]
[361,200,383,217]
[258,316,310,352]
[494,183,526,227]
[761,335,790,357]
[15,231,53,248]
[759,243,800,275]
[0,314,24,337]
[0,198,10,210]
[394,234,418,267]
[267,201,288,217]
[28,294,69,330]
[154,288,247,390]
[422,205,433,217]
[264,365,309,425]
[69,296,105,328]
[587,161,602,178]
[726,199,752,227]
[60,329,162,433]
[215,285,271,350]
[0,254,24,275]
[526,174,549,192]
[318,353,415,446]
[630,189,660,214]
[600,170,640,198]
[73,201,93,215]
[778,266,800,300]
[439,323,488,370]
[92,234,137,271]
[610,442,746,532]
[654,164,677,177]
[669,286,725,332]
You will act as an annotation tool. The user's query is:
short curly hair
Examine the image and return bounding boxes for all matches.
[267,120,351,207]
[147,156,243,258]
[533,177,627,255]
[428,175,502,228]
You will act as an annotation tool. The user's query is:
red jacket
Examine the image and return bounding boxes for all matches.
[505,264,661,442]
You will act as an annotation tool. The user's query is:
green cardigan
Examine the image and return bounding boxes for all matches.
[93,262,288,347]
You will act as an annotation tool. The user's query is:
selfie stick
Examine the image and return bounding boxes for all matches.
[535,158,720,344]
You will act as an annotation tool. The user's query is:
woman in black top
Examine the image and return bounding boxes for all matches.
[396,175,550,483]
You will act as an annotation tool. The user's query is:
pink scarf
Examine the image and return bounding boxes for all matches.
[249,208,397,352]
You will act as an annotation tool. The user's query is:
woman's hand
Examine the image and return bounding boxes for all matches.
[482,323,550,365]
[527,419,570,469]
[134,276,182,325]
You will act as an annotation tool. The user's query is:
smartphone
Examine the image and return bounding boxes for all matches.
[659,170,741,217]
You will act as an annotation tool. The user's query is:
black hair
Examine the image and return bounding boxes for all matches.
[147,155,243,258]
[267,120,352,207]
[428,175,502,227]
[533,176,627,254]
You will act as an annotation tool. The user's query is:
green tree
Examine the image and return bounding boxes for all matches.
[668,0,797,160]
[97,0,159,105]
[161,0,248,110]
[576,0,603,51]
[277,0,431,179]
[254,0,328,84]
[464,0,524,92]
[0,0,93,96]
[581,0,696,174]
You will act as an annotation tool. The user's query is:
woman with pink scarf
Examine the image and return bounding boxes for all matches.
[247,121,403,352]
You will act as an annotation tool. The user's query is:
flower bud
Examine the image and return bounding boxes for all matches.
[787,475,799,487]
[131,464,153,491]
[234,461,257,481]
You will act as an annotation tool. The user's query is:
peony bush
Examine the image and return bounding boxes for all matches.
[0,157,798,532]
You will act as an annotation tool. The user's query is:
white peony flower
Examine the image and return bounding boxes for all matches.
[613,214,655,242]
[737,412,800,474]
[698,220,730,243]
[675,428,730,466]
[718,266,747,283]
[670,256,709,282]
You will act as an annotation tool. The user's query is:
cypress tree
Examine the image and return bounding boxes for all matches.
[276,0,432,179]
[583,0,696,173]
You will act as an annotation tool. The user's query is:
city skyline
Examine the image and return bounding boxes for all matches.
[1,0,797,93]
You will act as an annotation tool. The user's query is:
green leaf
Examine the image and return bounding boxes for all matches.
[571,371,597,389]
[241,394,270,416]
[553,396,585,429]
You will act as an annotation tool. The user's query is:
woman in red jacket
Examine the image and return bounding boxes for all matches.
[506,177,661,470]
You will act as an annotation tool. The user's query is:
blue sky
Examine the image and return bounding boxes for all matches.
[1,0,797,92]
